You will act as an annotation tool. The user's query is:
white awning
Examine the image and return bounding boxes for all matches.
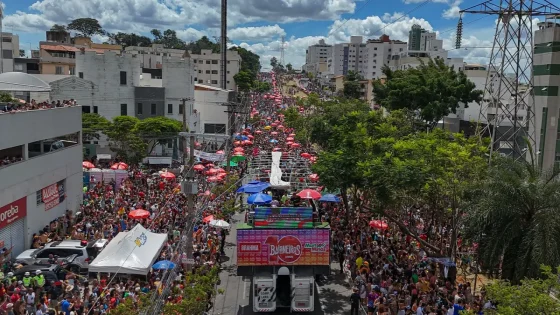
[0,72,51,92]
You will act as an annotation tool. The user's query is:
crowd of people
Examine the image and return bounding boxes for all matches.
[0,99,77,114]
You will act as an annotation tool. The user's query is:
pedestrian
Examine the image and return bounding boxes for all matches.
[350,287,361,315]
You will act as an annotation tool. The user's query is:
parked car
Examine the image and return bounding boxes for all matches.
[16,239,108,273]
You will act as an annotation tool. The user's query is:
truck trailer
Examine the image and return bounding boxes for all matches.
[237,207,330,313]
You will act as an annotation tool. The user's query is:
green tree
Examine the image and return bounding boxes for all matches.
[151,29,186,49]
[136,116,183,155]
[373,58,482,129]
[229,46,261,77]
[50,24,67,32]
[67,18,105,37]
[185,36,220,54]
[109,32,152,47]
[0,92,13,102]
[343,71,363,99]
[254,81,272,93]
[105,116,147,164]
[482,265,560,314]
[464,159,560,282]
[18,49,26,57]
[270,57,278,69]
[286,63,293,73]
[82,113,110,142]
[234,71,254,92]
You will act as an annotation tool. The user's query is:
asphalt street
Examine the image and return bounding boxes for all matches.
[209,212,358,315]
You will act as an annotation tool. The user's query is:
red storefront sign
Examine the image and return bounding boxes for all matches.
[42,183,60,211]
[0,198,27,230]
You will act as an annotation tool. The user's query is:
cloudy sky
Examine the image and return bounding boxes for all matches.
[2,0,502,69]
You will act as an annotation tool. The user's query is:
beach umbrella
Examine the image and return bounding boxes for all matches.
[297,189,321,200]
[203,215,214,223]
[369,220,389,230]
[231,155,246,163]
[159,172,176,179]
[209,219,231,229]
[129,209,150,219]
[319,194,340,203]
[247,193,273,205]
[153,260,176,270]
[193,164,205,171]
[110,162,128,170]
[82,161,95,169]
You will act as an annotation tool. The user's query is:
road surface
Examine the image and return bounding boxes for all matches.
[209,212,358,315]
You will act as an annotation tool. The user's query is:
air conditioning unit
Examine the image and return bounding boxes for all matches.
[181,180,198,195]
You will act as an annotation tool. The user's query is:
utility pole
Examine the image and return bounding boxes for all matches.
[0,3,4,74]
[220,0,227,90]
[180,98,197,272]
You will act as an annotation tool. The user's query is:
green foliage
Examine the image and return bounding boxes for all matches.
[234,71,254,92]
[136,116,183,154]
[464,159,560,282]
[50,24,67,32]
[342,71,363,100]
[109,32,152,47]
[270,57,278,69]
[254,81,272,93]
[0,92,13,102]
[230,46,261,77]
[82,113,110,142]
[18,49,25,57]
[150,29,186,49]
[105,116,147,164]
[67,18,105,37]
[373,58,482,128]
[483,265,560,314]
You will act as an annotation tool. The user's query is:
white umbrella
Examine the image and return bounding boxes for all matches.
[209,219,230,229]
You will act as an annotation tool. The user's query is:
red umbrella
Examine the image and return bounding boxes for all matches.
[203,215,214,223]
[271,131,278,136]
[234,147,244,152]
[291,143,301,148]
[286,137,294,142]
[297,189,321,200]
[309,174,319,182]
[129,209,150,219]
[216,150,225,154]
[111,162,128,170]
[247,135,254,140]
[289,133,296,137]
[193,164,205,171]
[255,130,263,134]
[272,147,282,152]
[300,152,311,159]
[242,140,253,146]
[207,176,222,182]
[369,220,389,230]
[215,168,226,174]
[206,168,219,175]
[82,161,95,169]
[277,125,284,129]
[160,172,176,179]
[234,151,245,156]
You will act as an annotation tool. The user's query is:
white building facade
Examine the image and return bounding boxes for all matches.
[191,49,241,91]
[303,39,332,76]
[1,32,20,73]
[0,106,83,257]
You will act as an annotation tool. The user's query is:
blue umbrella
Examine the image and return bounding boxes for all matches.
[248,180,262,184]
[247,193,273,205]
[153,260,176,270]
[236,182,271,193]
[269,139,278,143]
[319,194,341,203]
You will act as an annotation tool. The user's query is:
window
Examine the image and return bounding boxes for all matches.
[69,67,75,75]
[227,71,230,74]
[211,70,218,74]
[212,60,218,64]
[168,104,173,114]
[2,50,12,59]
[179,104,184,115]
[2,37,11,43]
[120,71,127,85]
[55,66,63,75]
[120,104,127,116]
[151,104,156,115]
[82,106,91,114]
[93,106,98,114]
[199,60,203,64]
[137,103,143,115]
[205,60,210,64]
[198,70,202,73]
[198,80,203,83]
[227,80,230,84]
[204,123,226,134]
[167,140,173,148]
[227,61,230,64]
[205,70,210,74]
[211,80,218,84]
[78,72,83,79]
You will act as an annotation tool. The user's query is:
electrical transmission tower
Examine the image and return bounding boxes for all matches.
[457,0,560,161]
[279,35,286,65]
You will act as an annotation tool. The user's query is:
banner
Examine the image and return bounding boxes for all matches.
[237,229,330,266]
[42,183,60,211]
[0,198,27,230]
[253,207,314,228]
[186,149,226,162]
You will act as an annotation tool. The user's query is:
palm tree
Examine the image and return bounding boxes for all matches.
[464,158,560,283]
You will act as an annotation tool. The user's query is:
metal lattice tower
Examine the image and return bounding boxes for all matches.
[457,0,560,161]
[280,35,286,65]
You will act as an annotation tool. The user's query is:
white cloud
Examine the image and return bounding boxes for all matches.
[328,15,434,42]
[176,28,209,42]
[228,25,286,41]
[442,0,462,19]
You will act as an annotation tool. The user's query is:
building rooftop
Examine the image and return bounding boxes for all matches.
[194,83,232,92]
[40,44,80,52]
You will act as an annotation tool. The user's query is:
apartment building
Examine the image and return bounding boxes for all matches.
[0,32,20,73]
[363,35,407,80]
[532,21,560,170]
[408,24,436,51]
[191,49,240,90]
[303,39,332,76]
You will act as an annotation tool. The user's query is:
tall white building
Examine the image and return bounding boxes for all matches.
[363,35,407,80]
[303,39,332,75]
[0,33,20,73]
[0,103,82,257]
[191,49,241,91]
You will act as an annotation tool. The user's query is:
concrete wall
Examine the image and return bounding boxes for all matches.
[75,51,140,120]
[194,89,230,135]
[0,106,81,150]
[135,86,165,118]
[162,57,196,127]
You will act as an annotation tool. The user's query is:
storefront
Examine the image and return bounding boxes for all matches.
[0,197,27,257]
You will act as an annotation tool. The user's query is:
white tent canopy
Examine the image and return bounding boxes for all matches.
[0,72,51,92]
[89,224,168,275]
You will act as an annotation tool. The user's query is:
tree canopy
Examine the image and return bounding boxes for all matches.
[150,29,187,49]
[82,113,110,142]
[136,116,183,154]
[67,18,105,37]
[373,58,482,129]
[342,71,363,99]
[104,116,147,164]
